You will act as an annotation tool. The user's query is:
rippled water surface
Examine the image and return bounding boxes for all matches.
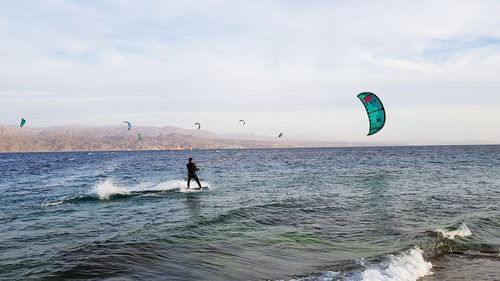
[1,146,499,280]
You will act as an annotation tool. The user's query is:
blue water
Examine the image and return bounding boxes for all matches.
[1,146,499,280]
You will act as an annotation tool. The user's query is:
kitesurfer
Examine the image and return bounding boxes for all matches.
[186,157,202,189]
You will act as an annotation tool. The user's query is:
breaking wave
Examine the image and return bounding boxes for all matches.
[289,247,432,281]
[435,223,472,240]
[355,247,432,281]
[288,223,478,281]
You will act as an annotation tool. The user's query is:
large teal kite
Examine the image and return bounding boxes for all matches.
[357,92,385,136]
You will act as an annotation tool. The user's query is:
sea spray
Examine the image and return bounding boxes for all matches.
[94,179,129,200]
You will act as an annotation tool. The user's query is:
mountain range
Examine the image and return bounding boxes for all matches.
[0,125,393,152]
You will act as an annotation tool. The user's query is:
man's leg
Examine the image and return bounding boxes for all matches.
[187,176,191,189]
[194,175,202,189]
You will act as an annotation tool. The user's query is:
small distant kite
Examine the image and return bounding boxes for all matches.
[20,118,26,128]
[137,133,143,141]
[195,122,201,130]
[123,121,132,131]
[357,92,386,136]
[278,132,284,138]
[239,120,246,126]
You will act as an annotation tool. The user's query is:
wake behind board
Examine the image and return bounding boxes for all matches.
[128,186,208,195]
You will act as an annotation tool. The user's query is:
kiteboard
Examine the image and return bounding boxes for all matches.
[191,186,210,191]
[130,190,167,194]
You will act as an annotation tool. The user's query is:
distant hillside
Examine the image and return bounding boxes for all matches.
[0,125,301,152]
[0,125,404,152]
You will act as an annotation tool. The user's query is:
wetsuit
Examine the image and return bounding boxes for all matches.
[187,162,202,188]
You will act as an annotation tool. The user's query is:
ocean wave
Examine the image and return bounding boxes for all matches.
[289,247,432,281]
[435,223,472,240]
[40,200,65,207]
[356,247,432,281]
[40,194,103,206]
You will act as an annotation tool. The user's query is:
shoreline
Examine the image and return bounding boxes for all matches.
[0,143,499,154]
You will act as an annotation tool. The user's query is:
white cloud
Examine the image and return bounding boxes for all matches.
[0,0,499,143]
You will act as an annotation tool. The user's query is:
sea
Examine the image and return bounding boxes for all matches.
[1,145,499,281]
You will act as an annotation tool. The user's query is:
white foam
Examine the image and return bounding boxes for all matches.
[355,247,432,281]
[94,179,129,200]
[435,223,472,240]
[178,179,211,193]
[152,179,189,191]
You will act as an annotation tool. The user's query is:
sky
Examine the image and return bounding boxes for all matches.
[1,0,500,144]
